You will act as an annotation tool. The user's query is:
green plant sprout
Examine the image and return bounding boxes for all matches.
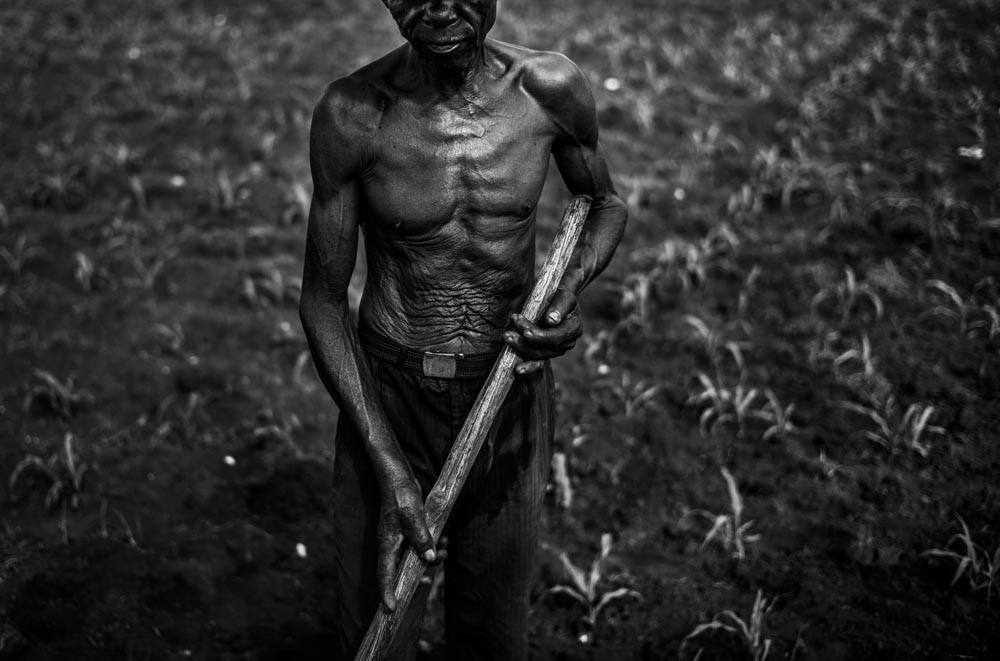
[752,389,797,442]
[919,279,1000,339]
[23,369,94,420]
[126,246,178,290]
[833,333,877,378]
[241,265,302,307]
[687,371,759,440]
[737,265,762,318]
[73,250,117,292]
[681,589,775,661]
[682,468,760,560]
[838,400,944,457]
[924,515,999,602]
[682,314,750,380]
[620,271,653,327]
[9,433,90,510]
[646,238,708,293]
[550,451,573,510]
[592,370,662,419]
[544,533,642,643]
[811,266,884,327]
[0,234,43,279]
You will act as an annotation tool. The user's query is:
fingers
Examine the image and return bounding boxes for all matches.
[376,524,403,611]
[544,287,578,326]
[397,494,436,564]
[506,310,582,362]
[430,535,448,564]
[418,534,451,585]
[516,360,546,375]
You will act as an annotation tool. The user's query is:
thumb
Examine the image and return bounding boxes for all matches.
[544,288,578,326]
[400,503,436,563]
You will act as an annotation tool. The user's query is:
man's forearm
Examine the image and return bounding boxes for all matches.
[560,191,628,296]
[300,295,408,484]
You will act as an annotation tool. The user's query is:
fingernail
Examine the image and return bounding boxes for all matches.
[505,332,516,342]
[423,549,435,563]
[548,312,560,323]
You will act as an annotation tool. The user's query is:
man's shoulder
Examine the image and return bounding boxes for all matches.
[493,42,596,140]
[493,42,590,101]
[312,47,407,136]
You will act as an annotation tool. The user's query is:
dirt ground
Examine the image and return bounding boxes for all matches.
[2,0,999,659]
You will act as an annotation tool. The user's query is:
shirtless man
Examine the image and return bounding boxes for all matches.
[299,1,627,658]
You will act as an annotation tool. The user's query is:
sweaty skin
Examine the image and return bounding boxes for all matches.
[299,0,627,614]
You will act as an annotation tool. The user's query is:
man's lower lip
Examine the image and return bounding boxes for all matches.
[425,42,463,54]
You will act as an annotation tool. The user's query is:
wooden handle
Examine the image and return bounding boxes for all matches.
[354,195,592,660]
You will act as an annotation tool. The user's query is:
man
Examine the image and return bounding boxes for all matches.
[299,1,627,658]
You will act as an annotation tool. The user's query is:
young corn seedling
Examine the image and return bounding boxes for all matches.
[9,433,90,510]
[919,279,999,340]
[126,246,178,291]
[580,328,617,374]
[620,271,653,328]
[811,267,884,327]
[550,451,573,510]
[752,389,797,442]
[73,250,116,292]
[737,265,762,319]
[680,589,775,661]
[151,321,186,355]
[714,383,760,441]
[23,369,94,419]
[924,515,999,602]
[0,234,43,279]
[683,315,726,364]
[250,409,304,458]
[682,467,760,561]
[833,333,877,378]
[831,334,893,410]
[544,533,642,643]
[683,314,749,378]
[838,400,944,457]
[687,371,759,440]
[592,371,662,419]
[648,238,708,292]
[150,392,209,444]
[240,265,302,307]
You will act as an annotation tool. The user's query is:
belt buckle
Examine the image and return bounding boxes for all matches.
[422,352,459,379]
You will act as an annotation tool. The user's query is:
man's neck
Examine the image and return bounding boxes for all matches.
[407,44,493,99]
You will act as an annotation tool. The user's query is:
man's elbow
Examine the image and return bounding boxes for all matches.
[299,288,324,333]
[299,286,349,333]
[594,191,629,231]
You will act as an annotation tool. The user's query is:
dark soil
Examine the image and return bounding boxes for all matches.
[2,0,999,659]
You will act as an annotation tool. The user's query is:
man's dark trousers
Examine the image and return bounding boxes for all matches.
[329,340,555,660]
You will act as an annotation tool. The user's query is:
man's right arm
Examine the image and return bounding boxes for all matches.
[299,80,435,610]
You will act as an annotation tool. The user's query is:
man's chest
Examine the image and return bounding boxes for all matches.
[360,97,556,233]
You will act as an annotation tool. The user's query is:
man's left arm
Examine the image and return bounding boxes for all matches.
[506,54,628,374]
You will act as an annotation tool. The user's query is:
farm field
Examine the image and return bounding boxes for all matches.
[1,0,999,659]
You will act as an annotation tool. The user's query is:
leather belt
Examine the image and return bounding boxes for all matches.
[358,326,498,380]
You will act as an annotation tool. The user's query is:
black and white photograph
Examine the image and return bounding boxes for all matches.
[1,1,998,659]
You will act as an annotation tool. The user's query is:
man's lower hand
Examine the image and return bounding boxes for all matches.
[376,476,437,612]
[504,287,583,375]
